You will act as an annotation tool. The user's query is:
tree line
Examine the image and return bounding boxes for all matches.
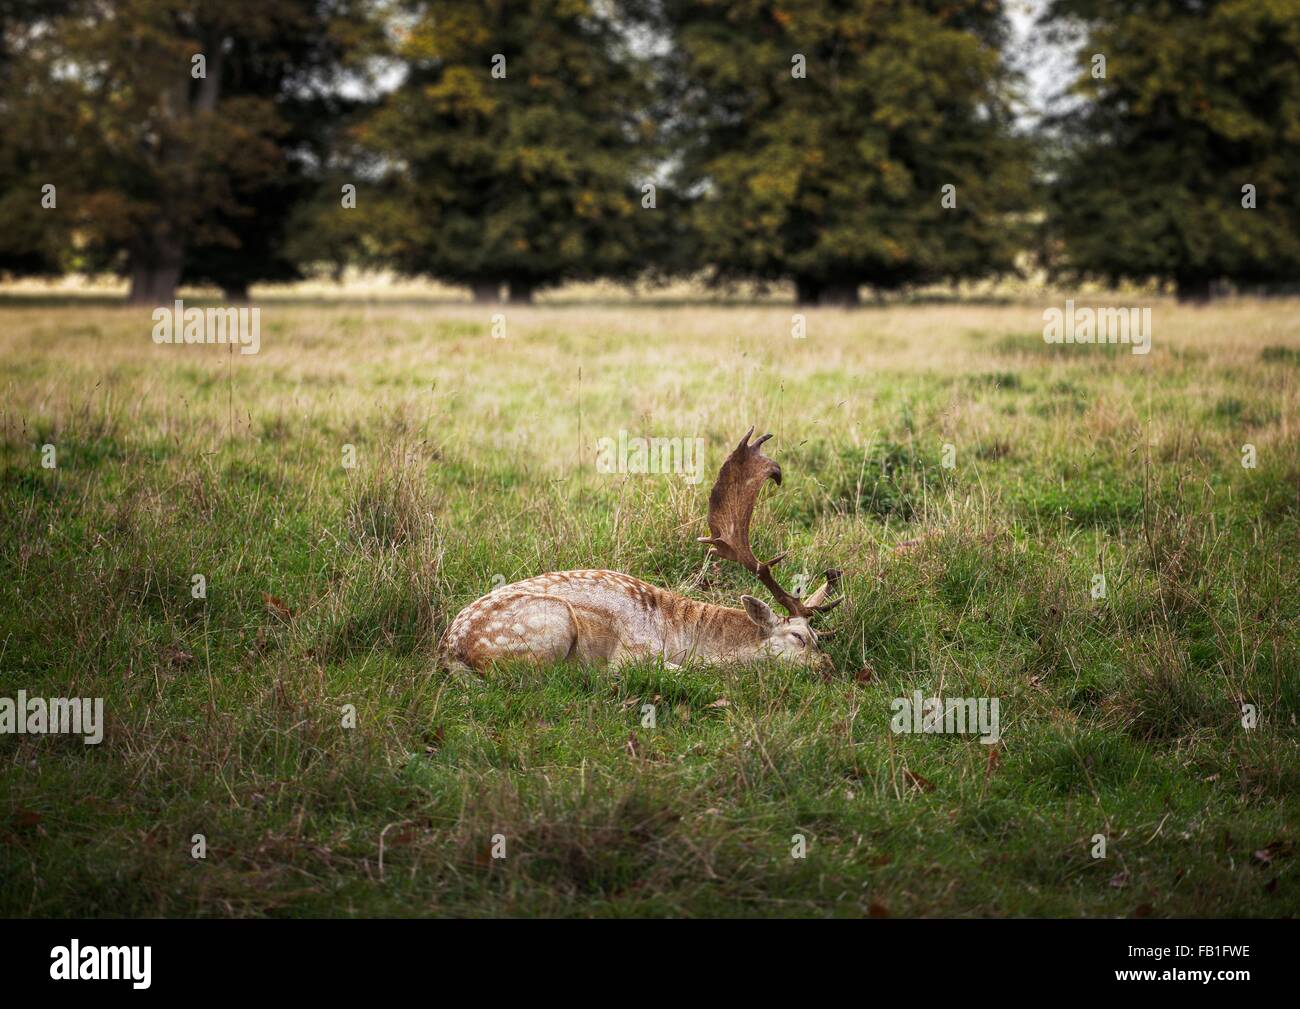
[1,0,1297,305]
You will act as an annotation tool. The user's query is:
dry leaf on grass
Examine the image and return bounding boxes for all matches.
[262,592,293,620]
[163,645,193,667]
[13,808,42,830]
[1251,840,1292,867]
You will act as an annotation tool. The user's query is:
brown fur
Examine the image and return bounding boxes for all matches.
[440,569,828,673]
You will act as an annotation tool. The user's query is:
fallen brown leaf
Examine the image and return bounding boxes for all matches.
[262,592,293,620]
[163,645,193,667]
[13,808,42,830]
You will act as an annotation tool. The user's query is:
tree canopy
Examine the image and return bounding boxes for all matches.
[362,0,661,302]
[1042,0,1300,300]
[0,0,375,301]
[667,0,1033,304]
[1,0,1298,302]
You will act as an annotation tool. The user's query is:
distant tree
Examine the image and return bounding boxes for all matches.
[666,0,1032,305]
[0,0,370,303]
[364,0,660,302]
[179,7,378,302]
[180,173,311,303]
[0,0,79,278]
[1042,0,1300,301]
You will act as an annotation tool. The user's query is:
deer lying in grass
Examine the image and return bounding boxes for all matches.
[441,429,842,675]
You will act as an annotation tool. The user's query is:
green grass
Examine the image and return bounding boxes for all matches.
[0,297,1297,917]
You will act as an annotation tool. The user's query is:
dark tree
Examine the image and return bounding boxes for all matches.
[667,0,1032,304]
[1042,0,1300,301]
[364,0,659,301]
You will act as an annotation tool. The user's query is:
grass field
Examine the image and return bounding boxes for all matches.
[1,295,1297,917]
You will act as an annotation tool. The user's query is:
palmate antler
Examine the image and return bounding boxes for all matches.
[698,428,842,619]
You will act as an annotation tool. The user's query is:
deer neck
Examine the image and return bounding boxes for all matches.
[656,591,766,664]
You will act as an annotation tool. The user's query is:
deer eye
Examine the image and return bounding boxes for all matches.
[791,632,806,646]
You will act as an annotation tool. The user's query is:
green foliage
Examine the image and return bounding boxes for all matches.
[1043,0,1300,299]
[0,0,79,276]
[668,0,1033,302]
[362,0,662,297]
[181,2,377,295]
[0,0,377,299]
[7,1,1300,298]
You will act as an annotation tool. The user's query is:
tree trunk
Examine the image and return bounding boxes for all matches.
[795,277,822,306]
[222,283,250,303]
[124,36,221,307]
[508,279,535,304]
[127,231,184,305]
[819,282,861,307]
[471,280,501,303]
[1175,275,1212,303]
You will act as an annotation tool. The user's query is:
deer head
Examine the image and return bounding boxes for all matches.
[699,428,842,673]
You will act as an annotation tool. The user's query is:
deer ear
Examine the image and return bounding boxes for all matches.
[740,595,778,631]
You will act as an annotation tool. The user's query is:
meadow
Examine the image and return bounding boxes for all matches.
[0,295,1297,917]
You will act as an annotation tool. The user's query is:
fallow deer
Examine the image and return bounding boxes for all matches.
[441,429,842,675]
